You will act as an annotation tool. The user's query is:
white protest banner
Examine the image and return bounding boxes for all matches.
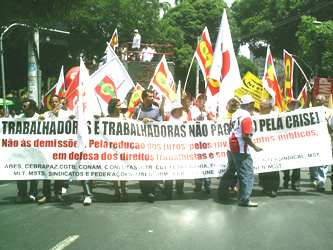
[0,107,331,180]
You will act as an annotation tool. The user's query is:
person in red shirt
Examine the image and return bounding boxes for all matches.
[220,95,262,207]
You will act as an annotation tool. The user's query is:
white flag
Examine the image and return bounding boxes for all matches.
[77,58,90,151]
[86,45,135,116]
[55,66,65,97]
[208,9,242,117]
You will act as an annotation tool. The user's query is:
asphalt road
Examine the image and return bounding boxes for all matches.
[1,170,333,250]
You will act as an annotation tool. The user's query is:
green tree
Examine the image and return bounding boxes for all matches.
[232,0,333,58]
[296,16,333,77]
[237,55,258,77]
[0,0,161,89]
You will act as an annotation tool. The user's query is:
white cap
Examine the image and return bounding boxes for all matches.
[240,94,254,105]
[120,103,127,109]
[171,102,183,112]
[134,29,139,33]
[196,93,206,100]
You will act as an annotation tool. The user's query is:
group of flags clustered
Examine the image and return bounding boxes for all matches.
[43,9,310,119]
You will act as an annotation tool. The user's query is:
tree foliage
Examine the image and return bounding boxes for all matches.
[296,16,333,77]
[232,0,333,77]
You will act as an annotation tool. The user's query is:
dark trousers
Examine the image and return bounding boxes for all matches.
[17,180,38,197]
[283,169,300,185]
[218,151,235,197]
[81,180,93,197]
[259,172,280,192]
[42,180,67,198]
[114,181,127,194]
[194,178,211,190]
[139,181,157,195]
[164,180,184,194]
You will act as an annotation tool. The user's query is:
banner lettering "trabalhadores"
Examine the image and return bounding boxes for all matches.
[0,106,332,180]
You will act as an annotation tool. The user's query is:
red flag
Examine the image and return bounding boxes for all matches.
[65,66,80,89]
[283,50,294,103]
[42,84,56,110]
[262,46,284,111]
[195,27,213,90]
[65,67,80,111]
[150,55,176,102]
[127,82,145,117]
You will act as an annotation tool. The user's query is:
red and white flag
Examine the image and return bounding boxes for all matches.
[149,55,177,102]
[42,84,56,110]
[208,9,242,116]
[283,49,294,103]
[262,46,284,111]
[294,59,310,107]
[195,27,213,90]
[64,66,80,111]
[127,82,145,117]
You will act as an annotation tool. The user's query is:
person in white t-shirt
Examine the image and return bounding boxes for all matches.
[190,93,213,193]
[37,95,75,204]
[163,102,187,199]
[15,99,39,203]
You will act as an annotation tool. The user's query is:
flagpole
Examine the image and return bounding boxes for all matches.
[195,36,200,97]
[94,93,104,116]
[183,53,195,94]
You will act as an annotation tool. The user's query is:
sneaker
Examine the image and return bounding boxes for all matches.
[28,195,36,202]
[238,201,258,207]
[37,196,48,204]
[270,191,277,198]
[61,187,67,195]
[83,196,92,206]
[147,193,155,203]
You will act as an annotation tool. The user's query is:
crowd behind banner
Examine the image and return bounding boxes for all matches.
[1,20,333,205]
[1,91,333,205]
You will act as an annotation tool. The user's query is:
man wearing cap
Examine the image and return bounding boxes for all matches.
[163,102,186,198]
[222,94,262,207]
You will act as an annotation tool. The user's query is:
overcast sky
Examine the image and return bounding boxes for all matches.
[225,0,234,7]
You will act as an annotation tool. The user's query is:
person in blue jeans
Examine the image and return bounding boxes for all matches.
[219,95,262,207]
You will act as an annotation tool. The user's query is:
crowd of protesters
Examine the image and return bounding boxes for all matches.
[2,84,332,208]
